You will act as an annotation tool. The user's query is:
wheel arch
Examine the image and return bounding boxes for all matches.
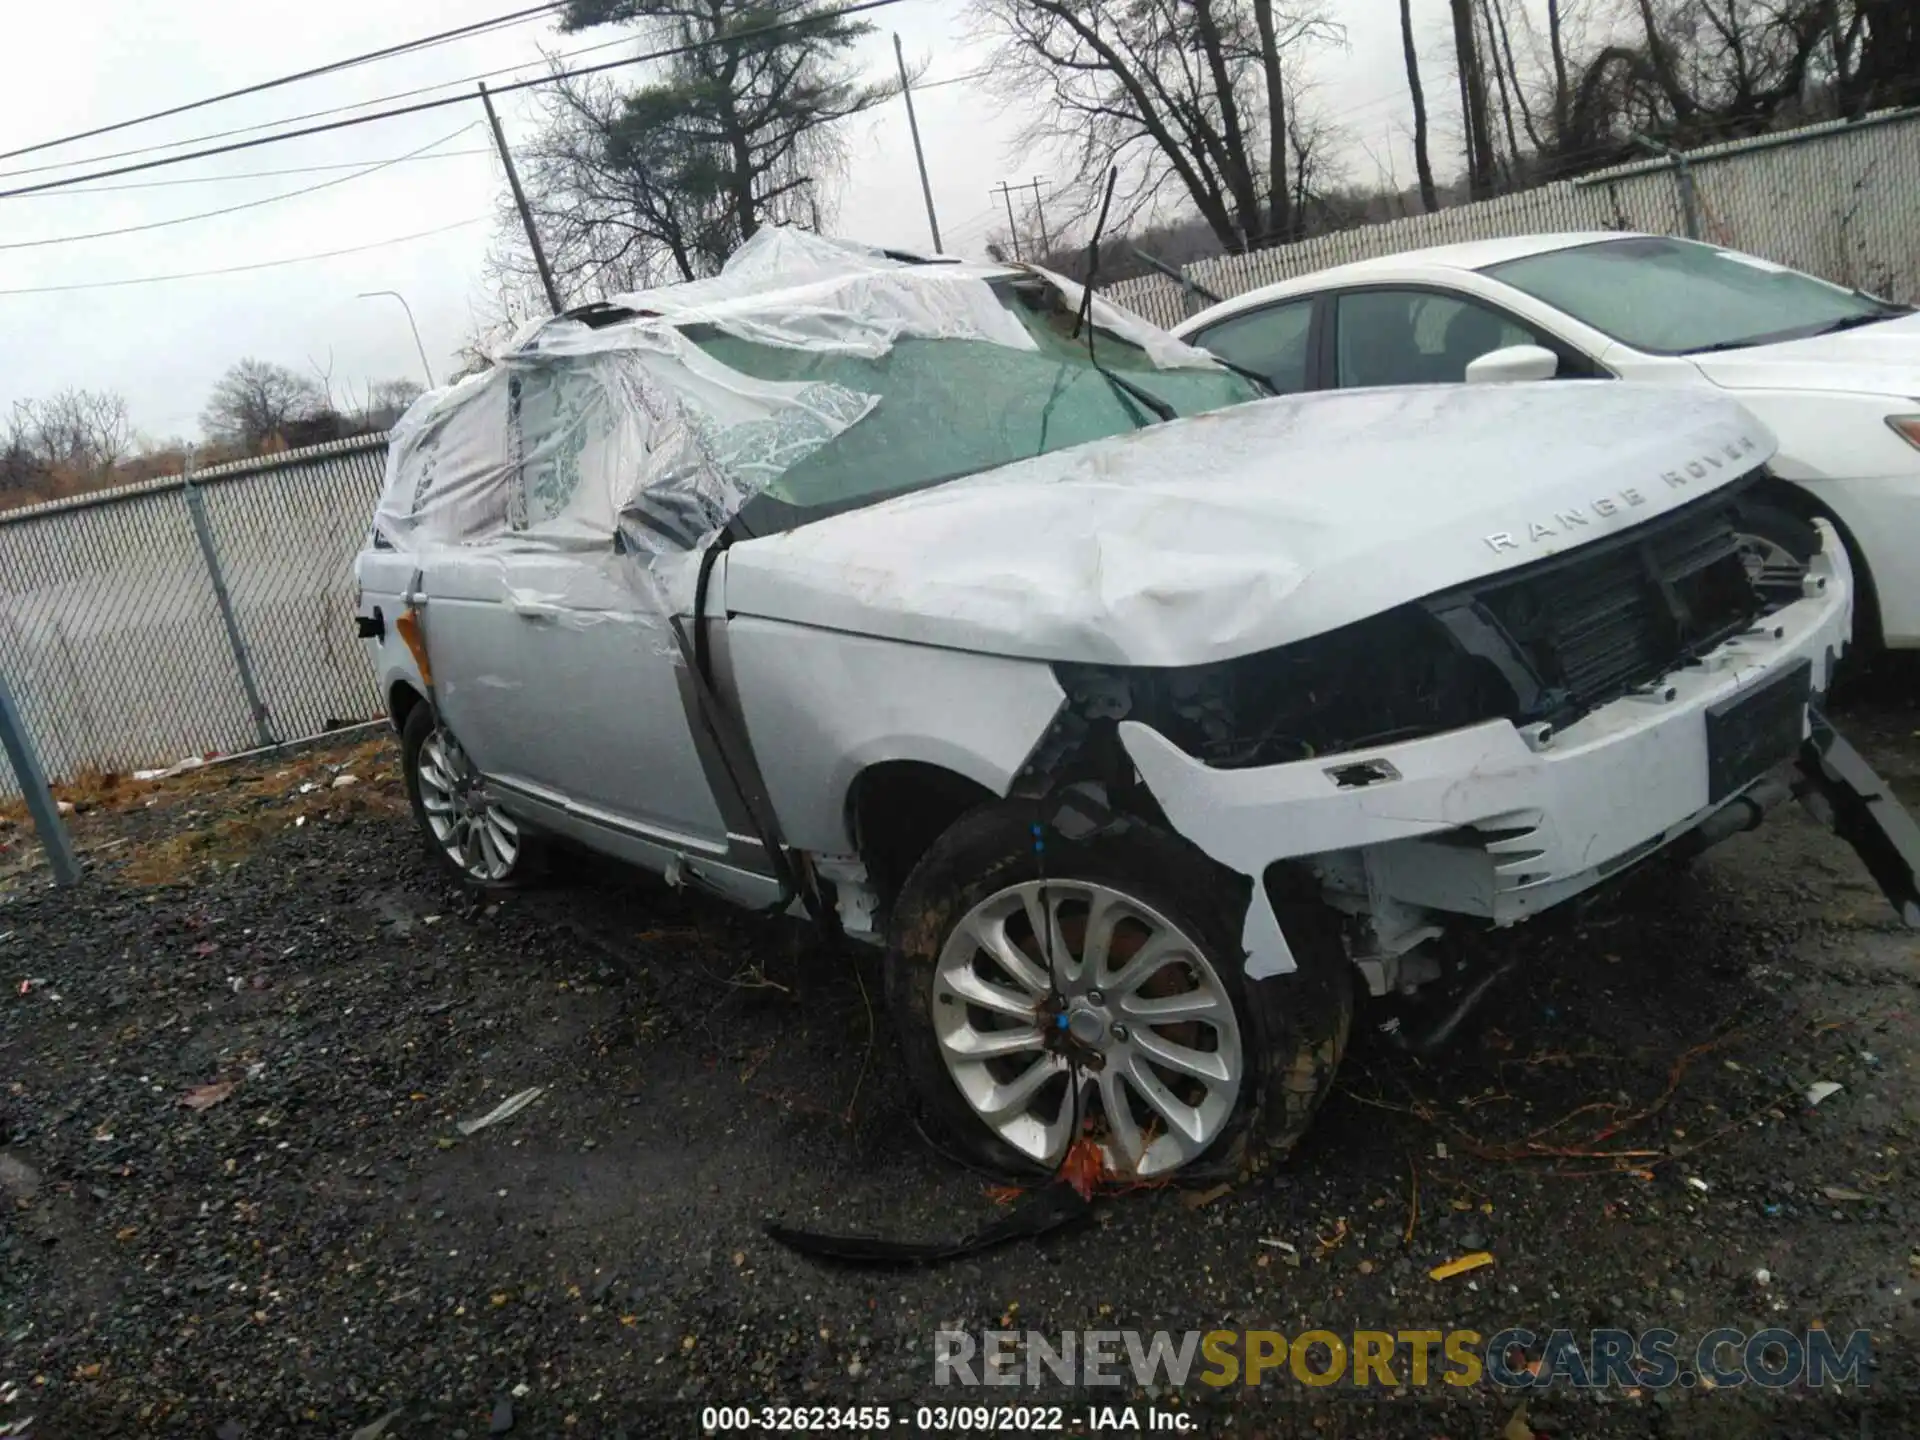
[387,679,427,737]
[845,759,997,909]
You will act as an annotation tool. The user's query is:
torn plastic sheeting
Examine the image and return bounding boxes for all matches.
[594,267,1042,361]
[373,323,876,561]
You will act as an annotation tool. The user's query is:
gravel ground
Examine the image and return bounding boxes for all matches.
[2,684,1918,1439]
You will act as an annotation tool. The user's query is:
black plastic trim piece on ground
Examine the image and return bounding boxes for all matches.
[1797,707,1920,928]
[763,1182,1093,1267]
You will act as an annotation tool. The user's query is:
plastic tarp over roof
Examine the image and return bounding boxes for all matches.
[372,227,1221,561]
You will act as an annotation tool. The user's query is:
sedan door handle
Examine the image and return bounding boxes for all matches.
[510,599,563,621]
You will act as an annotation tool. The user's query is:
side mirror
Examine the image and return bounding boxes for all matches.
[1464,344,1560,384]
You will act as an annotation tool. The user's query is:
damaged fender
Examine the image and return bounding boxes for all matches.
[724,616,1067,854]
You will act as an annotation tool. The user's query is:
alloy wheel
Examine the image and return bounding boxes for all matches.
[930,880,1243,1178]
[414,725,520,882]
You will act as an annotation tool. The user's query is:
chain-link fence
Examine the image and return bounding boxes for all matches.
[1107,106,1920,328]
[0,435,389,797]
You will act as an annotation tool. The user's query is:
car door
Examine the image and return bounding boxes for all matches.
[425,542,729,853]
[1182,296,1322,395]
[1328,286,1599,389]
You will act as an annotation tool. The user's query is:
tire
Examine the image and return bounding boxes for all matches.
[1732,497,1820,611]
[400,703,538,889]
[884,799,1352,1184]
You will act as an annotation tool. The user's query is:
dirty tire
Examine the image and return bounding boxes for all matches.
[400,703,541,890]
[884,800,1352,1183]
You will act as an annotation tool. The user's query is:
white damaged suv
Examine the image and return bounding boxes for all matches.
[355,230,1866,1183]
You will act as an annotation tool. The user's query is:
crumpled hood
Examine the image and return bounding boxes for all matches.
[1688,310,1920,397]
[722,382,1775,666]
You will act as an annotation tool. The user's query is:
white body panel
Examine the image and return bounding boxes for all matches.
[723,383,1771,666]
[1123,530,1852,978]
[1173,232,1920,647]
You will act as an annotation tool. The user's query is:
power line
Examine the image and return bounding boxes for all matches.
[0,2,565,164]
[0,0,908,201]
[9,149,494,197]
[6,13,964,190]
[0,123,481,251]
[0,217,487,296]
[0,27,643,185]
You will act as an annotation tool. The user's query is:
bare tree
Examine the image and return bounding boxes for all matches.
[1449,0,1499,197]
[496,0,892,303]
[1400,0,1440,212]
[973,0,1342,253]
[0,388,132,501]
[200,359,324,454]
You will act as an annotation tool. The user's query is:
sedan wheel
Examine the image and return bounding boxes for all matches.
[930,879,1243,1178]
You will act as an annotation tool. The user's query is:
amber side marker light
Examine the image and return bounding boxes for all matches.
[1887,415,1920,450]
[394,608,432,689]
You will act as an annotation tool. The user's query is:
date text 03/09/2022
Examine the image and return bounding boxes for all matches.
[700,1404,1195,1432]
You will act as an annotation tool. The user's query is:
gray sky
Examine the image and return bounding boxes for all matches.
[0,0,1425,441]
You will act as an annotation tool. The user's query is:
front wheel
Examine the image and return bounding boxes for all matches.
[401,704,536,888]
[884,801,1352,1183]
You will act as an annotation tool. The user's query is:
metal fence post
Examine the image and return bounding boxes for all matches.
[0,670,81,886]
[181,452,276,749]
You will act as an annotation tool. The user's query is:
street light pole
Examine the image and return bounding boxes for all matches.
[357,290,436,387]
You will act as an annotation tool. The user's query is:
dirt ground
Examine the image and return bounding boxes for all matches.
[2,681,1918,1438]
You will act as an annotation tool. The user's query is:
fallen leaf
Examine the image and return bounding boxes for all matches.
[1502,1402,1534,1440]
[1181,1182,1233,1210]
[1821,1185,1868,1202]
[1429,1251,1495,1282]
[181,1081,235,1112]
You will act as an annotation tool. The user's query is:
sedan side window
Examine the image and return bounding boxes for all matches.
[1335,289,1545,388]
[1188,300,1315,394]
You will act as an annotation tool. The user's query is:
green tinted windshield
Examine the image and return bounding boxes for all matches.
[1485,236,1905,355]
[687,281,1259,534]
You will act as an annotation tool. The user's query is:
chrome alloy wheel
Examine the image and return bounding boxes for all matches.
[930,880,1243,1178]
[414,725,520,882]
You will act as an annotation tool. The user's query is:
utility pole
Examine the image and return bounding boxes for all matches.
[479,81,563,315]
[1027,176,1051,257]
[893,34,942,254]
[990,177,1050,262]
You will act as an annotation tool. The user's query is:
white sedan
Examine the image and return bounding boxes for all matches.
[1173,232,1920,650]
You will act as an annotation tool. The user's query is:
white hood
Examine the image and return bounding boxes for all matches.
[722,382,1775,666]
[1688,310,1920,398]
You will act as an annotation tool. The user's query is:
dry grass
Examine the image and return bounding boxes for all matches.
[118,784,405,886]
[3,733,405,887]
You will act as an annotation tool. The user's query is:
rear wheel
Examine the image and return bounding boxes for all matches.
[401,704,535,888]
[885,801,1351,1182]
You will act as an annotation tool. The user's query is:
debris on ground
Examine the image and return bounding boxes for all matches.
[1429,1250,1495,1282]
[180,1080,236,1112]
[455,1085,546,1136]
[1806,1079,1844,1106]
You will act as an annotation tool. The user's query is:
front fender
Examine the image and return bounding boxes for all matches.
[724,617,1065,853]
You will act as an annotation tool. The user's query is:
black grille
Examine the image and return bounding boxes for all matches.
[1435,484,1765,725]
